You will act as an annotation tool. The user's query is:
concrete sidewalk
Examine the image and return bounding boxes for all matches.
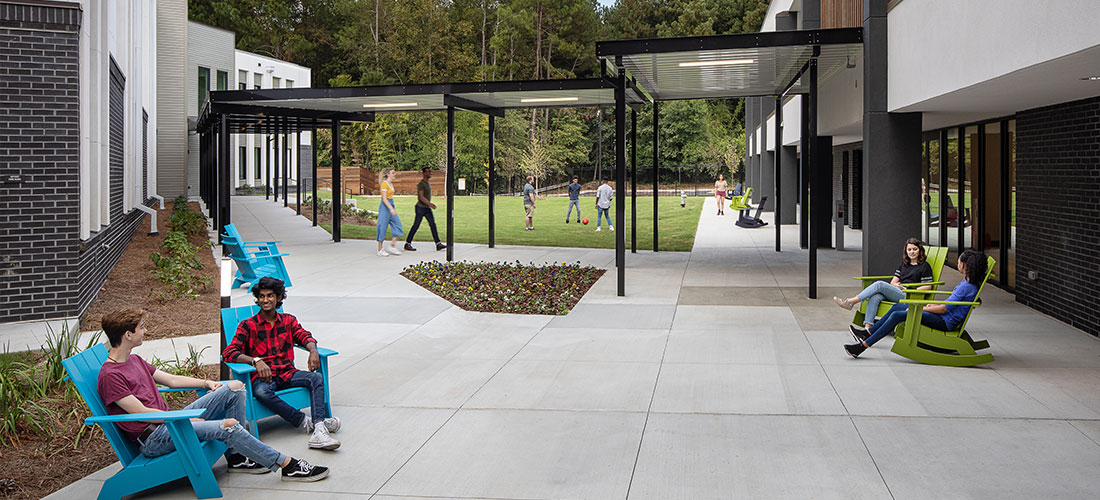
[49,195,1100,499]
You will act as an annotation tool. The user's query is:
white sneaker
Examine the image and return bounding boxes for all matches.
[610,226,614,231]
[322,416,341,433]
[298,414,313,433]
[595,227,601,232]
[388,244,402,255]
[308,423,340,450]
[377,249,390,257]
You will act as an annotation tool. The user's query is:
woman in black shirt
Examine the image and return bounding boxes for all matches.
[833,238,934,328]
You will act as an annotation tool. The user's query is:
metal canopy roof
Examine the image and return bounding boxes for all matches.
[199,77,648,134]
[596,28,863,101]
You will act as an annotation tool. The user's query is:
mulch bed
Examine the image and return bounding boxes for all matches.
[401,261,605,315]
[80,202,220,341]
[0,365,219,500]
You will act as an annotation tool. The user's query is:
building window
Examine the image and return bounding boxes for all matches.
[239,146,247,181]
[286,79,294,88]
[217,70,228,91]
[272,76,281,89]
[255,147,262,181]
[254,72,263,89]
[197,66,209,109]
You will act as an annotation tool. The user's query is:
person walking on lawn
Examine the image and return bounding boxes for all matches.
[523,175,537,231]
[595,178,614,232]
[404,167,447,252]
[565,176,582,223]
[98,309,329,482]
[222,276,342,451]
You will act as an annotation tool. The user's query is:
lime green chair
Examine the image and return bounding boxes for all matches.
[890,256,997,367]
[729,187,753,211]
[852,246,948,326]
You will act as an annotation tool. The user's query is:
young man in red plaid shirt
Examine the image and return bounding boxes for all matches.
[223,277,341,450]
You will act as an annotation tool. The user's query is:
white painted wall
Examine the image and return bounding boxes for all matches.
[888,0,1100,112]
[233,50,312,189]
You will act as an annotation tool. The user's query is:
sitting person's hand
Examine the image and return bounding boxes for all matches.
[255,359,272,381]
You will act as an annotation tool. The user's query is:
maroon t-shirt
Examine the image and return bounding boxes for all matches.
[97,354,168,442]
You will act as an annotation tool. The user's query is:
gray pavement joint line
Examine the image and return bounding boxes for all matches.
[327,306,456,378]
[990,365,1074,421]
[366,313,550,499]
[1067,420,1100,449]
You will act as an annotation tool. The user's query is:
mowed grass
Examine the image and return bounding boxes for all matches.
[317,191,704,252]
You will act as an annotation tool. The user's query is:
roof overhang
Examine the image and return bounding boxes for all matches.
[198,77,649,134]
[597,28,863,100]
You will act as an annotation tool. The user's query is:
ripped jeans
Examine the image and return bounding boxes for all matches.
[140,384,286,471]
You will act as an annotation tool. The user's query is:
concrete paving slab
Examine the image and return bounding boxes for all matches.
[376,409,645,500]
[546,303,676,329]
[677,286,788,306]
[651,363,847,415]
[1069,420,1100,446]
[663,329,819,365]
[514,327,669,363]
[370,326,537,360]
[825,364,1056,418]
[993,366,1100,419]
[329,356,505,408]
[465,359,660,411]
[628,414,892,499]
[671,305,801,332]
[856,416,1100,500]
[288,296,451,325]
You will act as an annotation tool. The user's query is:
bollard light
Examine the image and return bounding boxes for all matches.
[218,258,233,380]
[680,191,686,208]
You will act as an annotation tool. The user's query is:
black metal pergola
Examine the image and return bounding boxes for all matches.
[597,27,863,298]
[196,74,649,295]
[197,27,862,299]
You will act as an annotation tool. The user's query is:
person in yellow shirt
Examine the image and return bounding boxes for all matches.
[376,168,404,256]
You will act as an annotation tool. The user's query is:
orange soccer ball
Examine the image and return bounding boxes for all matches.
[582,218,589,225]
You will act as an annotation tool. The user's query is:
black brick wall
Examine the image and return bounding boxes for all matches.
[832,141,863,229]
[76,204,150,313]
[109,57,124,221]
[1015,96,1100,338]
[0,2,82,322]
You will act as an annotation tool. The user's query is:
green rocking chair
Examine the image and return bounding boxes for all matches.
[891,255,997,367]
[851,246,949,326]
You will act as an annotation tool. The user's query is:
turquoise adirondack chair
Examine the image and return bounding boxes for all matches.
[63,344,229,499]
[221,223,283,259]
[222,305,338,437]
[891,255,997,367]
[222,234,293,289]
[851,246,949,326]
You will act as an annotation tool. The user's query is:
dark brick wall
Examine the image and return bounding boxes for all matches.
[0,2,81,322]
[832,141,863,229]
[109,57,124,220]
[76,204,149,313]
[1015,96,1100,338]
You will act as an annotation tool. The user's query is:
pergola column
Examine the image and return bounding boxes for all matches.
[265,134,271,200]
[488,114,496,248]
[446,106,455,262]
[283,125,289,207]
[808,57,818,298]
[311,127,318,226]
[296,129,301,214]
[652,100,659,252]
[331,120,341,242]
[615,65,626,296]
[775,95,783,251]
[630,108,637,254]
[218,114,230,243]
[273,128,280,203]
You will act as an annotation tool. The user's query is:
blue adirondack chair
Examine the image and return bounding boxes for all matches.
[221,223,283,259]
[63,344,229,499]
[222,234,293,289]
[222,305,338,437]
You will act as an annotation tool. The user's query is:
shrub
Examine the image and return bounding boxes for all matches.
[150,231,212,299]
[169,197,208,237]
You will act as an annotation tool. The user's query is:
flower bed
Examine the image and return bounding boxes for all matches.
[401,261,605,315]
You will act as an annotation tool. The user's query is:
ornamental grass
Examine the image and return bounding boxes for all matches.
[401,260,605,315]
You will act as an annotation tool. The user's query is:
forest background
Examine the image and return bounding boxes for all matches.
[190,0,770,193]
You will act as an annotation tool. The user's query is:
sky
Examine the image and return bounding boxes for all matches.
[597,0,616,8]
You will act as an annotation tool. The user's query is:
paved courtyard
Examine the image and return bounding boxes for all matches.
[46,195,1100,499]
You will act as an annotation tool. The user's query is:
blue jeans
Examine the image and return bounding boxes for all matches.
[141,385,285,471]
[253,370,327,427]
[864,303,950,347]
[377,199,404,241]
[858,281,906,323]
[596,207,612,227]
[566,199,581,221]
[406,205,440,244]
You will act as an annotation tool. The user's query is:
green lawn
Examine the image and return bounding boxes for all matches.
[316,191,704,252]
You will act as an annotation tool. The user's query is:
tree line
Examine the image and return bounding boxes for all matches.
[190,0,769,192]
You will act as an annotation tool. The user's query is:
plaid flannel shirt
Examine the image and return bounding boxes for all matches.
[222,311,317,383]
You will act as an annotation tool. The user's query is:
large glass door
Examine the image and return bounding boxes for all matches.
[983,122,1002,282]
[1006,120,1016,288]
[946,129,960,262]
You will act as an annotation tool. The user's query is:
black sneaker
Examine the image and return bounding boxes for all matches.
[844,342,867,358]
[404,242,417,251]
[849,324,870,343]
[227,454,271,474]
[435,242,447,251]
[281,458,329,482]
[565,219,570,223]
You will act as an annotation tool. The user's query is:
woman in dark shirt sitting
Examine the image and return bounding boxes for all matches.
[833,238,934,328]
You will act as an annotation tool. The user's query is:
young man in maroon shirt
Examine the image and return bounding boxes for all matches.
[97,309,329,481]
[223,276,341,450]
